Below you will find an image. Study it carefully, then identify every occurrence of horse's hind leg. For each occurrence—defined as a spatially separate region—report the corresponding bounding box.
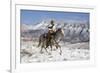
[49,42,52,51]
[40,47,43,54]
[40,42,44,54]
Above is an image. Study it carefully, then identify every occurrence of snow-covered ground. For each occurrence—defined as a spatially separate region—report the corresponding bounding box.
[20,20,90,63]
[20,40,89,63]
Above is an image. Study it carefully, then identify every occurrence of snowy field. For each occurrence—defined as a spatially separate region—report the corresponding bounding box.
[20,40,89,63]
[20,20,90,63]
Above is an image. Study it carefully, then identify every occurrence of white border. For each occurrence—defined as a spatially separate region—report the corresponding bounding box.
[11,3,96,73]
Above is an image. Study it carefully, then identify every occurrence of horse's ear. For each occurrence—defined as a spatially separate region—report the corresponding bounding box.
[61,23,66,29]
[61,28,64,37]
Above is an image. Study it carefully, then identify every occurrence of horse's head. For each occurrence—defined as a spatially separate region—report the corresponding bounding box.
[57,28,64,37]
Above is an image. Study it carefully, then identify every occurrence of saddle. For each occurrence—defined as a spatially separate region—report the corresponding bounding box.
[46,30,55,44]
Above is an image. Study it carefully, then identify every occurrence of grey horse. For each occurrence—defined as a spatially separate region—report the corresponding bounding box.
[38,28,64,55]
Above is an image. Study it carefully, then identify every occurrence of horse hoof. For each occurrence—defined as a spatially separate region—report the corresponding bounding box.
[28,54,32,57]
[60,53,62,55]
[53,49,57,51]
[40,51,43,54]
[48,53,51,55]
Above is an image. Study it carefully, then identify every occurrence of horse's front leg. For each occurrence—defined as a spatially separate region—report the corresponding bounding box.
[45,46,48,53]
[40,45,44,54]
[55,43,62,55]
[45,43,52,55]
[50,44,52,51]
[45,47,51,55]
[49,40,53,51]
[59,46,62,55]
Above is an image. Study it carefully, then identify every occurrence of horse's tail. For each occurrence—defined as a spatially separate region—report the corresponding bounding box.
[37,35,42,47]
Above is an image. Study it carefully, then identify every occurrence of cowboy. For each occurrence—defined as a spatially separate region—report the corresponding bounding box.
[48,20,56,34]
[46,20,56,47]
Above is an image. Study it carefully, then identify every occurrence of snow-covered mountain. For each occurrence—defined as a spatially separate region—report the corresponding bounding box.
[21,21,49,31]
[21,24,35,32]
[21,20,89,30]
[21,20,89,43]
[32,21,49,30]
